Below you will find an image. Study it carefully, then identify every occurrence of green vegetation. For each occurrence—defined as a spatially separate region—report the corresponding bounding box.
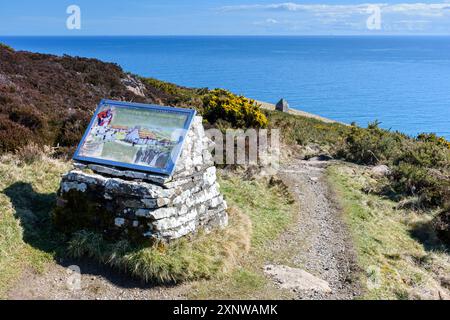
[102,141,136,163]
[67,206,251,283]
[65,174,296,291]
[269,109,449,228]
[327,164,449,300]
[266,109,350,147]
[203,89,268,129]
[337,122,450,209]
[0,151,70,299]
[188,175,297,299]
[1,43,449,299]
[141,77,207,109]
[0,150,296,296]
[0,43,13,51]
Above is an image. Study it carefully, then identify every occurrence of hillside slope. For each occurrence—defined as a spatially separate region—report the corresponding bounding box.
[0,44,200,155]
[0,44,449,300]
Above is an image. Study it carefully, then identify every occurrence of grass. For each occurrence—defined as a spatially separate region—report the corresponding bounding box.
[66,206,252,283]
[0,152,70,299]
[266,110,350,148]
[0,151,296,297]
[65,173,297,291]
[327,163,450,300]
[187,175,298,299]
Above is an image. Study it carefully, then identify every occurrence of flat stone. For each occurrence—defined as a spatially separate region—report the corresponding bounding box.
[64,170,108,186]
[138,207,178,220]
[123,197,169,209]
[264,264,332,293]
[105,178,172,198]
[153,209,198,230]
[88,164,171,185]
[158,220,197,239]
[73,162,88,170]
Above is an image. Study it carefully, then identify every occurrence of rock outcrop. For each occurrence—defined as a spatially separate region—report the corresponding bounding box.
[54,116,228,242]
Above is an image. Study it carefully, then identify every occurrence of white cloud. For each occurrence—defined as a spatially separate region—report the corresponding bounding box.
[220,2,450,17]
[220,2,450,34]
[266,18,279,24]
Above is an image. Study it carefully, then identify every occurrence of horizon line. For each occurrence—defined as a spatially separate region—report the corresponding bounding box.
[2,34,450,37]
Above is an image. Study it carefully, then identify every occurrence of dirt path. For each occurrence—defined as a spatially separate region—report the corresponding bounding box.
[8,157,360,300]
[273,157,361,300]
[8,258,191,300]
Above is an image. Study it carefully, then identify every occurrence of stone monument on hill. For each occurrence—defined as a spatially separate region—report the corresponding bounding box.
[54,102,228,243]
[275,99,289,113]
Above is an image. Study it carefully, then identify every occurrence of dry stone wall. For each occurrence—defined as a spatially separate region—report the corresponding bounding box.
[55,116,228,242]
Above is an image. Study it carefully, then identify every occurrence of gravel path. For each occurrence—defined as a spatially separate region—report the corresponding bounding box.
[8,157,361,300]
[275,157,361,300]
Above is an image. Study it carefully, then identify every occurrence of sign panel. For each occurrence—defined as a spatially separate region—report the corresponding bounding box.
[73,100,196,176]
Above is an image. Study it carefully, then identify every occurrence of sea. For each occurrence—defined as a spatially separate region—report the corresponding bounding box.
[1,36,449,138]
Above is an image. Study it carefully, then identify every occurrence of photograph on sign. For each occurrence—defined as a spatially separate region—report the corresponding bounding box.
[73,100,196,175]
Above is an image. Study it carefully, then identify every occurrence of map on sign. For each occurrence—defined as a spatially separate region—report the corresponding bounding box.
[73,100,196,176]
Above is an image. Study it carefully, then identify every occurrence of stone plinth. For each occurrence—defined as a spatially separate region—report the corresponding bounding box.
[54,116,228,242]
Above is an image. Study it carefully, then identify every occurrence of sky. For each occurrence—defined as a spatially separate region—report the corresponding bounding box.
[1,1,450,35]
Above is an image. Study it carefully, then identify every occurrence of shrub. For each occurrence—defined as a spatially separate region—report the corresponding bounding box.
[335,121,450,208]
[417,133,450,150]
[390,163,449,207]
[395,139,450,168]
[203,89,268,129]
[8,106,45,131]
[338,121,403,165]
[0,116,35,153]
[15,143,50,165]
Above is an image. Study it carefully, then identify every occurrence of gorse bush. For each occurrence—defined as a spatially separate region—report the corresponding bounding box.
[203,89,268,128]
[333,121,450,208]
[390,163,450,207]
[417,133,450,150]
[337,121,404,165]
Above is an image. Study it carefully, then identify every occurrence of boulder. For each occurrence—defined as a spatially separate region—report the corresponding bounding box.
[371,165,391,177]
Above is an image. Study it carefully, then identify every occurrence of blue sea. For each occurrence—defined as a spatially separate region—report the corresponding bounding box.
[1,36,449,138]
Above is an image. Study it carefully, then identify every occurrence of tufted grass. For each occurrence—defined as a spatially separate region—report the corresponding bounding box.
[0,150,295,297]
[66,207,252,283]
[327,164,450,300]
[0,152,70,299]
[187,174,297,299]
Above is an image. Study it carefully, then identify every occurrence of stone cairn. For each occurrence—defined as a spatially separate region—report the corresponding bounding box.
[54,116,228,243]
[275,98,289,113]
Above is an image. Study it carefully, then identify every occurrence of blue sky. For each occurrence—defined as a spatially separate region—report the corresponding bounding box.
[1,1,450,35]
